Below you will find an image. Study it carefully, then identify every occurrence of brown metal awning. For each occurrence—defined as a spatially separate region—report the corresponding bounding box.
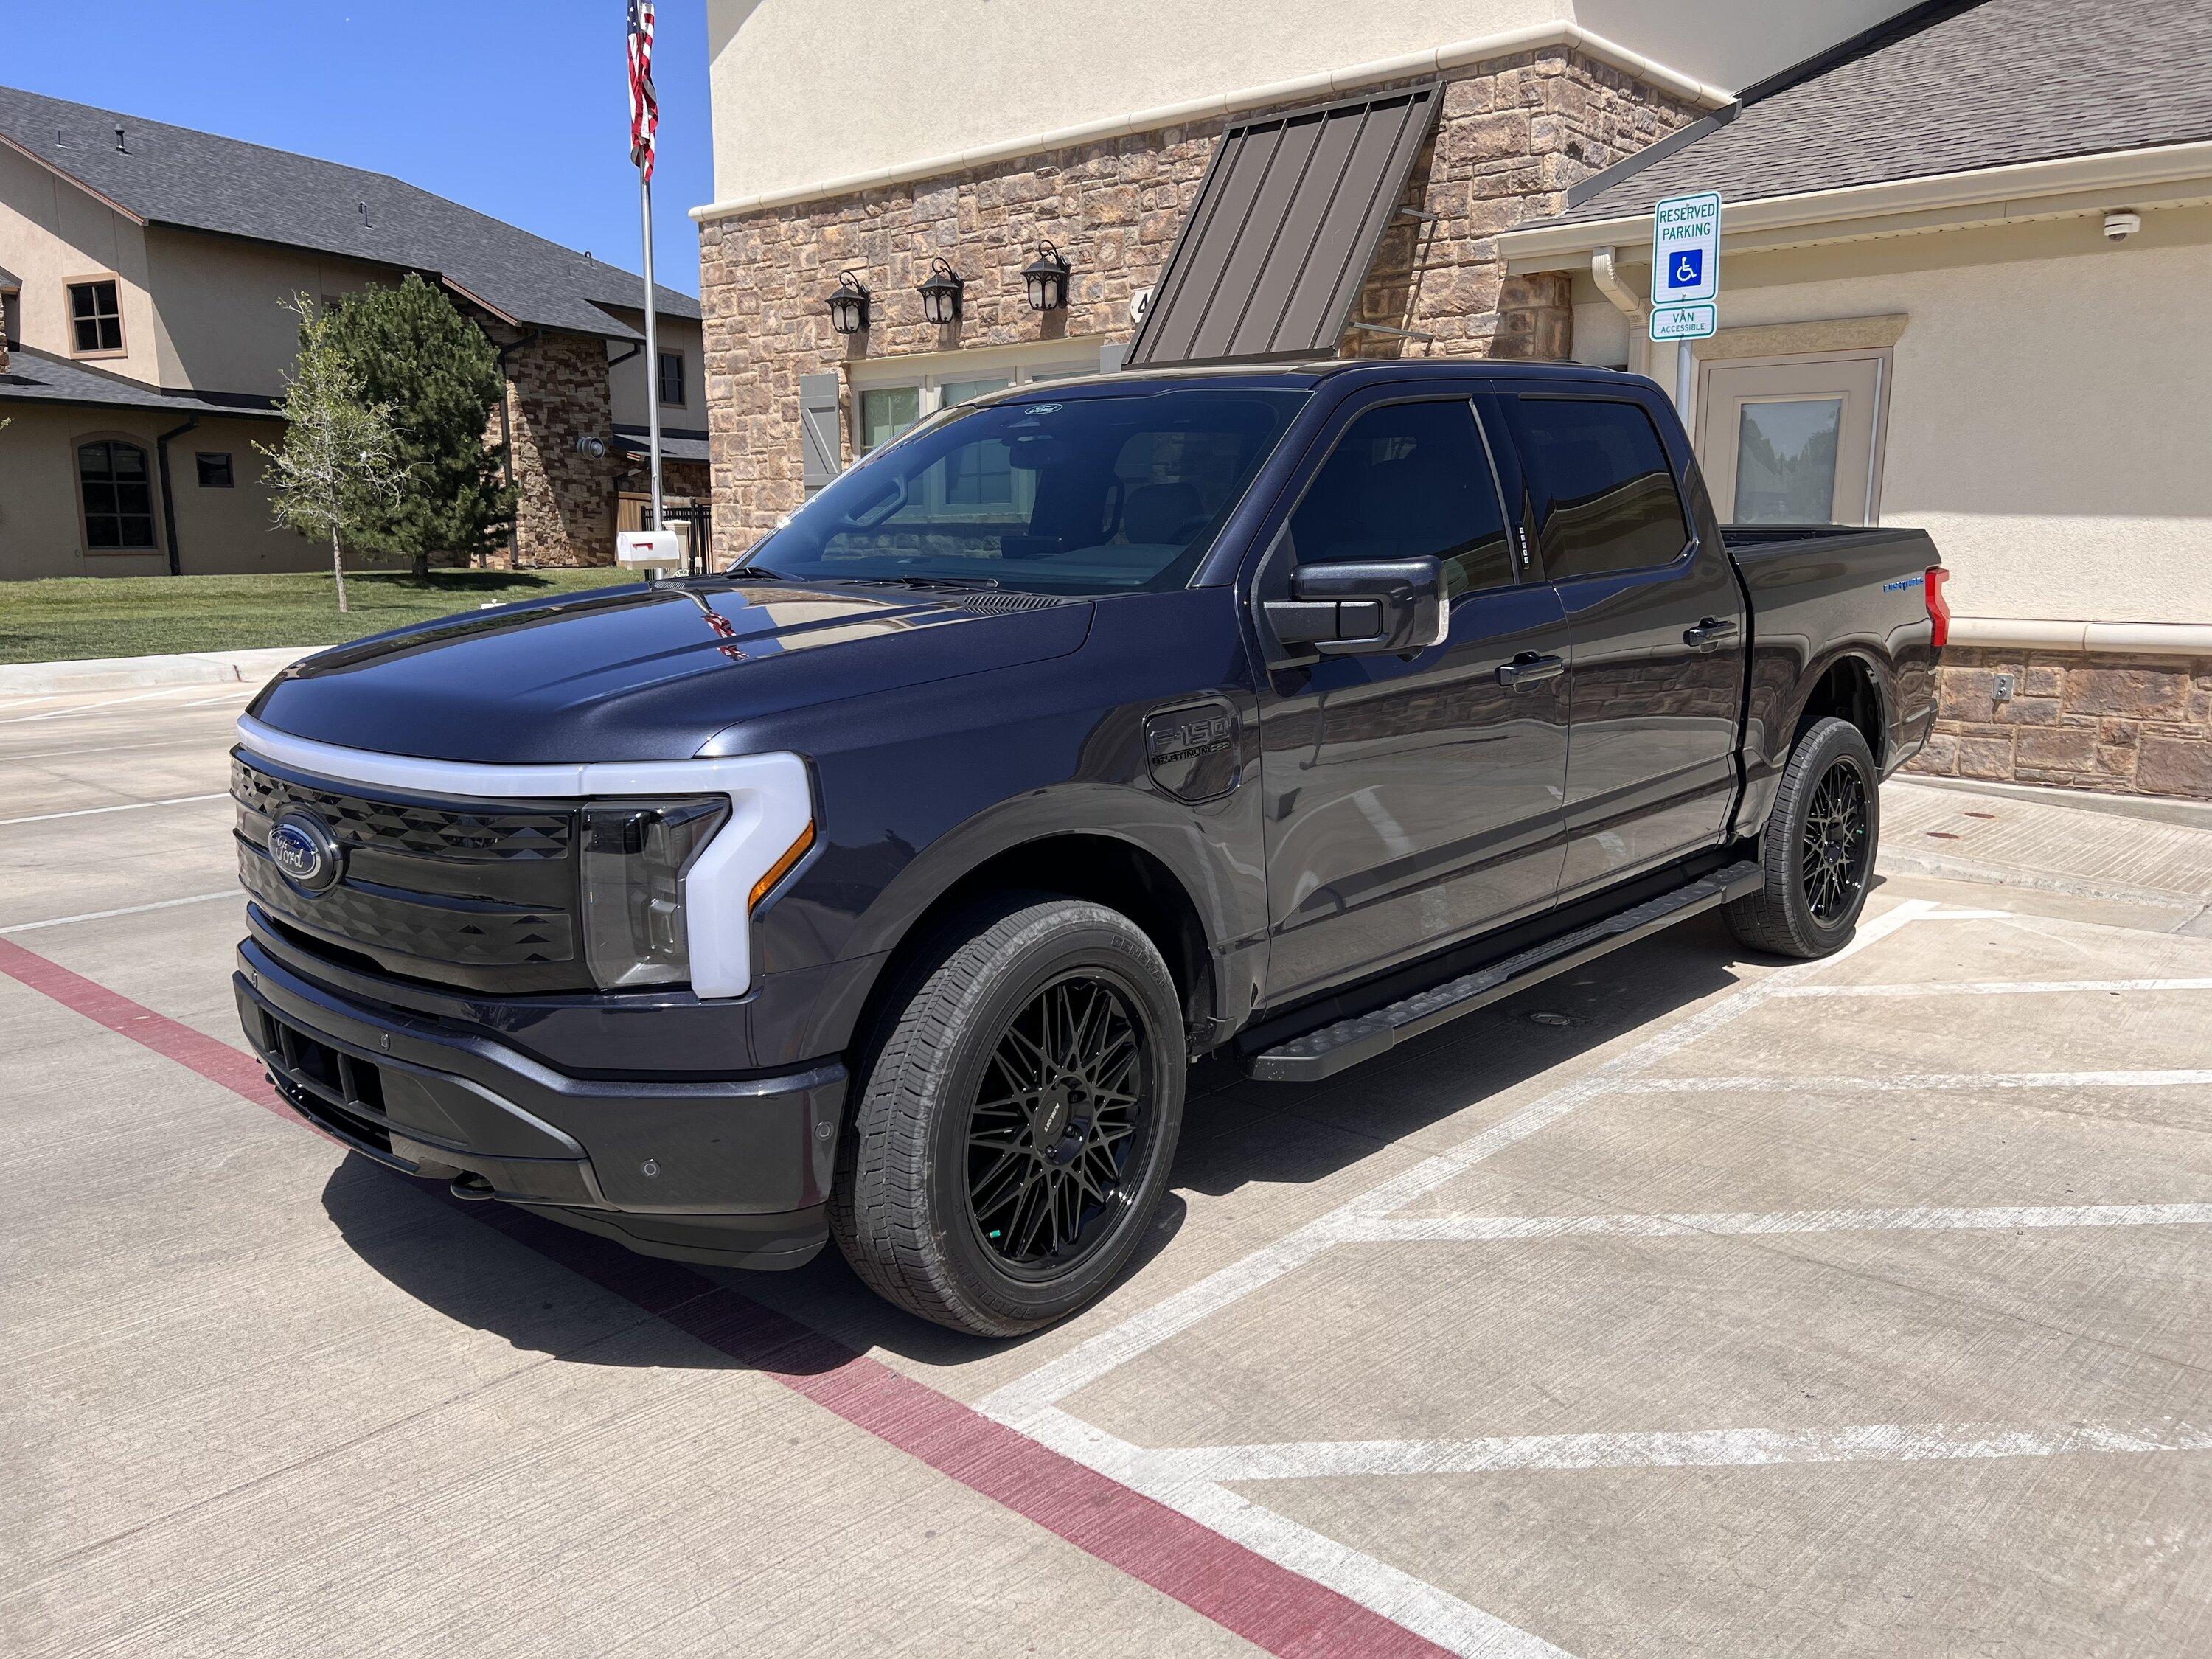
[1126,83,1441,369]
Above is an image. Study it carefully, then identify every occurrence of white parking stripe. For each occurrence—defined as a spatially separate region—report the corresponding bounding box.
[0,793,226,827]
[1779,978,2212,998]
[0,891,236,935]
[983,900,1937,1433]
[2,686,198,723]
[1631,1069,2212,1094]
[1122,1420,2212,1485]
[1348,1202,2212,1245]
[1021,1408,1574,1658]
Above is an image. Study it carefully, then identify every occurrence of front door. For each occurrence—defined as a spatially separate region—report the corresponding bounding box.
[1255,392,1570,1006]
[1498,389,1747,903]
[1697,353,1887,526]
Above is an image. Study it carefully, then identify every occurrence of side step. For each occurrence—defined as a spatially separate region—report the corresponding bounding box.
[1246,860,1764,1082]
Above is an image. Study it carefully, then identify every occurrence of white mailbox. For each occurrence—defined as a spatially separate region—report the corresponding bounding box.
[616,529,684,575]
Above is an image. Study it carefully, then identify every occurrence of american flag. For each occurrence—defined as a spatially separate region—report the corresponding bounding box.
[627,0,658,181]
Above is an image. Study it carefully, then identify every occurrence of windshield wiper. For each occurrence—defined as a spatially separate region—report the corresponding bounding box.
[840,573,1003,591]
[722,565,789,581]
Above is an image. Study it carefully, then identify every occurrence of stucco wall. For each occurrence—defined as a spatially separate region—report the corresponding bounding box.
[0,145,160,386]
[141,227,385,396]
[1586,208,2212,627]
[605,313,706,433]
[704,0,1911,206]
[0,406,324,579]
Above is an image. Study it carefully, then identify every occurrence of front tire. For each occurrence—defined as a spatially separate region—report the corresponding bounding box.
[1727,715,1879,959]
[831,896,1186,1336]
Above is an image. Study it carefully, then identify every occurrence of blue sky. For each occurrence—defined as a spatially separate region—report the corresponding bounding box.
[7,0,712,295]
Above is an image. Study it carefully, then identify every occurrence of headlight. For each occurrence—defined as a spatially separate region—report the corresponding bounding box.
[581,797,729,988]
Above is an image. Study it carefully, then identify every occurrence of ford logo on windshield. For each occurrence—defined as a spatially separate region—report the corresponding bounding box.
[268,810,342,894]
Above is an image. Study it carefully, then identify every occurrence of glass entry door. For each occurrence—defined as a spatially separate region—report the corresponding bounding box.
[1696,353,1886,526]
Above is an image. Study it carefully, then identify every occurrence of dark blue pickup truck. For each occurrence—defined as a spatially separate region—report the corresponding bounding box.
[231,359,1945,1335]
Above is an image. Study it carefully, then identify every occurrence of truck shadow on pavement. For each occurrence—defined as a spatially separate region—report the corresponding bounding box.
[320,911,1752,1373]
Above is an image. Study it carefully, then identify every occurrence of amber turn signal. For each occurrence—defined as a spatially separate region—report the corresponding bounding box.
[748,820,816,912]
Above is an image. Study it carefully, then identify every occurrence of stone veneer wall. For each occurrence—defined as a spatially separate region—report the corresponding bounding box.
[1907,648,2212,799]
[502,330,618,566]
[697,49,1697,559]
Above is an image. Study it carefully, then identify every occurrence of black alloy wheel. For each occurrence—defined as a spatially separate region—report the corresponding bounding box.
[1799,758,1871,923]
[1725,715,1881,959]
[966,975,1152,1273]
[831,895,1186,1336]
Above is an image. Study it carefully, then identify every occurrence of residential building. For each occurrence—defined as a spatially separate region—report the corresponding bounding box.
[0,85,706,579]
[695,0,2211,798]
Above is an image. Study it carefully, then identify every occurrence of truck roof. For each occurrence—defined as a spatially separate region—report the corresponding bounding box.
[967,357,1640,403]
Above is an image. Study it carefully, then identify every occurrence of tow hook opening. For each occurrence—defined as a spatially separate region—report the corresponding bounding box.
[448,1172,496,1202]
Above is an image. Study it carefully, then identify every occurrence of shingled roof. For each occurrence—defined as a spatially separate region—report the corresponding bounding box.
[0,84,699,339]
[0,345,285,417]
[1545,0,2212,229]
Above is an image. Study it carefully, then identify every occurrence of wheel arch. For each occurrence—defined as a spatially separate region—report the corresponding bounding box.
[1792,650,1888,768]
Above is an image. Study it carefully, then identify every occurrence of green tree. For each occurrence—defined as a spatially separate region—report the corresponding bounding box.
[323,273,514,578]
[258,294,407,613]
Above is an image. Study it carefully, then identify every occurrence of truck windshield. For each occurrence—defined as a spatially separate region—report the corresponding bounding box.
[739,389,1307,595]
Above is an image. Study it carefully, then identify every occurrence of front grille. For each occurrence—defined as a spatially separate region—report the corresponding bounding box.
[238,846,574,968]
[252,1006,393,1152]
[232,750,587,993]
[232,757,570,861]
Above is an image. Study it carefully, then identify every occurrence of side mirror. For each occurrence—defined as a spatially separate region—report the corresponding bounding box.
[1265,557,1449,656]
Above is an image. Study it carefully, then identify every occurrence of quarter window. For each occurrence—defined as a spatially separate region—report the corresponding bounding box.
[68,279,124,355]
[656,350,686,406]
[196,451,234,488]
[1513,397,1691,580]
[1289,400,1514,598]
[78,441,157,549]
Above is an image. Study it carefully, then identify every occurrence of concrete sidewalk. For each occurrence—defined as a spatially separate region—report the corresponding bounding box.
[0,647,313,696]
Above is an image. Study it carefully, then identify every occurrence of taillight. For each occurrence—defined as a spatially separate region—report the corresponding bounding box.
[1924,566,1950,649]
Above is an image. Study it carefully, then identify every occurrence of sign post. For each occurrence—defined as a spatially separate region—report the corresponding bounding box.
[1649,189,1721,417]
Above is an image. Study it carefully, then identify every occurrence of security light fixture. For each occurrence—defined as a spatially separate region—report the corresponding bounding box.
[1021,242,1071,313]
[917,258,965,326]
[826,270,871,335]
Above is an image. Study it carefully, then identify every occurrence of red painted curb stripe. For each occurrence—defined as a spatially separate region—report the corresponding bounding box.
[2,938,1455,1659]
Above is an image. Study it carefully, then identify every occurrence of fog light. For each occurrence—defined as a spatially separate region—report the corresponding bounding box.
[581,797,729,988]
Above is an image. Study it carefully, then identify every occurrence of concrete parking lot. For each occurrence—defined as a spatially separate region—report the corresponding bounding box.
[5,682,2211,1658]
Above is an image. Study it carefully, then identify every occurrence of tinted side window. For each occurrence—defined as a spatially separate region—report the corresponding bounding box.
[1290,400,1513,598]
[1515,397,1691,580]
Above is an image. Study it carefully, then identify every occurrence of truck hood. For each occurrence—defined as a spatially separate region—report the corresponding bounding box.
[246,578,1094,764]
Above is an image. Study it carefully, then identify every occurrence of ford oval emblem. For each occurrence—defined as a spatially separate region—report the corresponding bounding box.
[1023,403,1062,415]
[268,810,342,894]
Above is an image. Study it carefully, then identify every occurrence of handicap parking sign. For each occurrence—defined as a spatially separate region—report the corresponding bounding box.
[1651,191,1721,306]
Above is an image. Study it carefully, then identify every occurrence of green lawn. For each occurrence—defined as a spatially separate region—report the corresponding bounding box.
[0,568,641,664]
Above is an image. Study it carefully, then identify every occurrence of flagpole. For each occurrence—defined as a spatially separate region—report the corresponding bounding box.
[639,175,664,534]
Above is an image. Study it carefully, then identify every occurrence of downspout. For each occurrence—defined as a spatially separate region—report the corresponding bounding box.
[490,327,540,568]
[1588,247,1649,380]
[153,414,198,577]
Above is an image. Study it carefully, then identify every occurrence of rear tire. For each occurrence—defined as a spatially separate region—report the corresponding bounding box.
[831,896,1186,1337]
[1727,715,1879,959]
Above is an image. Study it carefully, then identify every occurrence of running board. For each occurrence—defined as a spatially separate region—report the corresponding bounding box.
[1245,860,1764,1082]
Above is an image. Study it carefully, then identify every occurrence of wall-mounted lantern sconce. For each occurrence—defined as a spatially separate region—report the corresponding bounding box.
[1022,242,1072,313]
[826,271,871,335]
[917,257,966,325]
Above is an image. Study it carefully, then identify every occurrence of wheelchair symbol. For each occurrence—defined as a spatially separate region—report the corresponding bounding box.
[1669,249,1704,288]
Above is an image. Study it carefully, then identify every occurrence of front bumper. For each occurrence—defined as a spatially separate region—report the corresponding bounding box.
[235,938,844,1270]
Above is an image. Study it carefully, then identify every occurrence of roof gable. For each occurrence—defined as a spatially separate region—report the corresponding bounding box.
[0,84,700,338]
[1545,0,2212,228]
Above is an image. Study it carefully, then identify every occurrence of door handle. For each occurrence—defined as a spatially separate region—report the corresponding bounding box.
[1495,652,1565,689]
[1683,617,1740,652]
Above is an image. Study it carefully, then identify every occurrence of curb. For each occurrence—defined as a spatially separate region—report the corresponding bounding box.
[0,646,314,696]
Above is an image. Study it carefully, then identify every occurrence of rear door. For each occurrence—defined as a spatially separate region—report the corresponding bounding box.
[1252,387,1570,1005]
[1498,388,1746,902]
